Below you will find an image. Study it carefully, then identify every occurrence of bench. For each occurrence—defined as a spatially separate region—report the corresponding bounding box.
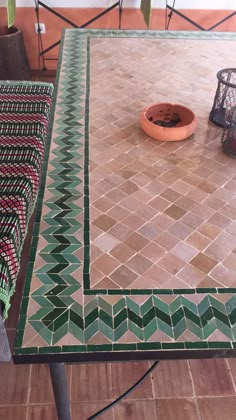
[0,81,54,361]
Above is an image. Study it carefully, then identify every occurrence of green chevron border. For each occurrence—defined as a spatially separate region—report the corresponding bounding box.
[14,29,236,357]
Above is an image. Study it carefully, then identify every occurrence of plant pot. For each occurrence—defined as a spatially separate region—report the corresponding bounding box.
[0,26,31,81]
[140,103,197,142]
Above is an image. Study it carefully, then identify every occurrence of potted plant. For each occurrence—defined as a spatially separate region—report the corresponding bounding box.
[140,0,152,27]
[0,0,31,80]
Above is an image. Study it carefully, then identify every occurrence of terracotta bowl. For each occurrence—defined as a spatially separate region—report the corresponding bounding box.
[140,103,197,142]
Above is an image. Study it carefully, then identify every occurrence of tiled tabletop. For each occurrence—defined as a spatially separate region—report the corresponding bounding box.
[14,29,236,363]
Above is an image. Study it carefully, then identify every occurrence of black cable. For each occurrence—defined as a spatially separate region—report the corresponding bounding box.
[86,360,159,420]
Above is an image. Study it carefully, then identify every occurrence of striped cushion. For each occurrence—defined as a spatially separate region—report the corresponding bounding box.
[0,82,54,317]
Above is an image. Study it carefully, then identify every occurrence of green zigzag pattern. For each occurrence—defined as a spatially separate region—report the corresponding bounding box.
[28,293,236,345]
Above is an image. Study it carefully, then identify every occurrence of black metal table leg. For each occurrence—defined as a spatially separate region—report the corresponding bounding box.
[49,363,71,420]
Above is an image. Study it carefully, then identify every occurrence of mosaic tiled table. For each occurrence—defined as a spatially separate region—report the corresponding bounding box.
[14,29,236,419]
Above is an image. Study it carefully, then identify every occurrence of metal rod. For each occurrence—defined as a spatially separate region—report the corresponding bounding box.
[49,363,71,420]
[40,40,61,56]
[119,0,124,29]
[207,11,236,31]
[165,0,176,30]
[79,2,120,28]
[38,1,79,27]
[166,5,206,31]
[38,1,120,57]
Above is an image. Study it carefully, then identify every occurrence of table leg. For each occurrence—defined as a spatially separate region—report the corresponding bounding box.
[49,363,71,420]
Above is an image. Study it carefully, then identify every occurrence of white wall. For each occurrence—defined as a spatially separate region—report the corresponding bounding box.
[0,0,235,9]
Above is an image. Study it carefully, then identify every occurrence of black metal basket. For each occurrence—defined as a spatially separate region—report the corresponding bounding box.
[221,106,236,158]
[209,68,236,127]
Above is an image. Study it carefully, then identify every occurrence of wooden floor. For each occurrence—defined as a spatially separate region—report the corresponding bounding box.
[2,60,236,419]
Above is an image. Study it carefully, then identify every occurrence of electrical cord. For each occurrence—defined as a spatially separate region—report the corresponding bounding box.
[86,360,159,420]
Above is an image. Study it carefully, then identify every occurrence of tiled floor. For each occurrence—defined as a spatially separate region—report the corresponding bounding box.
[1,355,236,419]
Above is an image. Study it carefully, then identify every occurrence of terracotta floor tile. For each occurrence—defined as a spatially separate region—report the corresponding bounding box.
[190,252,217,274]
[189,359,235,396]
[156,398,199,420]
[29,364,71,404]
[110,264,138,288]
[27,405,57,420]
[169,221,193,240]
[113,400,157,420]
[175,196,196,211]
[71,402,114,420]
[93,254,121,276]
[164,204,186,220]
[126,253,153,275]
[110,243,136,263]
[160,187,181,203]
[172,242,198,262]
[197,397,236,420]
[227,358,236,387]
[141,242,166,263]
[186,231,211,251]
[177,264,205,287]
[158,253,186,275]
[0,361,30,404]
[152,361,194,398]
[124,232,149,252]
[92,214,117,232]
[0,406,27,420]
[138,222,162,241]
[197,222,221,240]
[111,362,153,400]
[210,263,235,287]
[155,231,179,250]
[71,363,113,402]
